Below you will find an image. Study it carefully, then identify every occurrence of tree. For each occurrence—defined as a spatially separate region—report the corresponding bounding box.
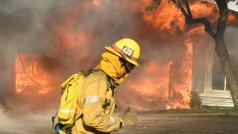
[146,0,238,107]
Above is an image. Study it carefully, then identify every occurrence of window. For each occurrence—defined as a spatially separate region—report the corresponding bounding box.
[212,54,230,91]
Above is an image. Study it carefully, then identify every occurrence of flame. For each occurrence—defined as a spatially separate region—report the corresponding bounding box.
[168,40,193,109]
[143,2,185,32]
[92,0,103,7]
[143,1,217,32]
[130,61,172,98]
[51,13,92,54]
[120,40,193,110]
[12,0,237,111]
[228,12,238,26]
[49,1,96,65]
[15,53,55,95]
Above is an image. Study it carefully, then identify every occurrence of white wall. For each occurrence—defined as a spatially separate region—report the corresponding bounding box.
[202,0,238,13]
[228,0,238,13]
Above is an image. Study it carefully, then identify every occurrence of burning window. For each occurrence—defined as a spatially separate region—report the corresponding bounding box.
[212,54,230,91]
[15,53,56,95]
[212,27,238,91]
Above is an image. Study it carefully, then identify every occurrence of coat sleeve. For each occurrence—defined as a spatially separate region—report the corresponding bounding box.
[81,73,123,132]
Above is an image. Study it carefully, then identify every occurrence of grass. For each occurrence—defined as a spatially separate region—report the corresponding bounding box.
[138,106,238,115]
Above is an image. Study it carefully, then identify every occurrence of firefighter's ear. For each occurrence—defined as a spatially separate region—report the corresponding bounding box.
[119,57,127,64]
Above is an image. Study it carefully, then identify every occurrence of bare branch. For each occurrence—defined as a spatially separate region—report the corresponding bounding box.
[182,0,193,18]
[186,18,216,37]
[215,0,229,39]
[145,0,162,12]
[171,0,189,18]
[172,0,216,37]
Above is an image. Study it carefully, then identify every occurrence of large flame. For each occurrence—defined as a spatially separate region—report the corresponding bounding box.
[13,0,237,111]
[143,1,217,32]
[117,39,193,110]
[15,53,55,94]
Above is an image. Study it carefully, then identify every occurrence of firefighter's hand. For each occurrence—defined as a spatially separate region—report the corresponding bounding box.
[121,108,138,127]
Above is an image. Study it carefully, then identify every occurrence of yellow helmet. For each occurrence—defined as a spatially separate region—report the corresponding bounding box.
[105,38,141,66]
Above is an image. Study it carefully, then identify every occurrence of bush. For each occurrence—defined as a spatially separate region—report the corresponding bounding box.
[190,91,201,108]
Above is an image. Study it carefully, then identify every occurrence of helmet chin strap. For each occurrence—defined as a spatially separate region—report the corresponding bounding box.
[107,73,128,90]
[108,77,116,90]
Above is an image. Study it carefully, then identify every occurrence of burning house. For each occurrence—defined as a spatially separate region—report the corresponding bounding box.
[202,0,238,13]
[194,0,238,107]
[1,0,238,113]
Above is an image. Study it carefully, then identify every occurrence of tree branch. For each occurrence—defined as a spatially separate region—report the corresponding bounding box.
[172,0,216,38]
[182,0,193,18]
[171,0,189,18]
[186,18,216,38]
[215,0,229,39]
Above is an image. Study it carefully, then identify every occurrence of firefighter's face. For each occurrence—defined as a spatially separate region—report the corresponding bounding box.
[119,57,135,73]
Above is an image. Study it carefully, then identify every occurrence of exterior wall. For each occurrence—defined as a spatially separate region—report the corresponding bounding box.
[228,0,238,13]
[192,40,213,94]
[192,39,234,107]
[199,90,234,107]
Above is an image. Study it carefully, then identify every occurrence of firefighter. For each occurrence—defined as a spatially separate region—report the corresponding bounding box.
[71,38,141,134]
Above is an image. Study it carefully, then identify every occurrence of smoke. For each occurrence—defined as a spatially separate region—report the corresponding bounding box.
[0,0,57,103]
[225,26,238,77]
[0,0,149,110]
[0,1,237,133]
[0,0,237,133]
[0,106,51,134]
[0,0,213,111]
[0,1,148,133]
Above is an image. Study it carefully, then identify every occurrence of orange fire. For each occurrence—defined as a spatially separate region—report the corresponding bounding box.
[119,40,193,110]
[143,1,217,32]
[131,60,172,98]
[13,0,237,111]
[143,2,185,32]
[168,40,193,109]
[15,53,55,95]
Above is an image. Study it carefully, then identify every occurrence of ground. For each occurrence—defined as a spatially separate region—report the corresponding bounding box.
[113,113,238,134]
[1,111,238,134]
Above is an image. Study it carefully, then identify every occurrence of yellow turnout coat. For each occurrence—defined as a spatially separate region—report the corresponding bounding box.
[71,70,123,134]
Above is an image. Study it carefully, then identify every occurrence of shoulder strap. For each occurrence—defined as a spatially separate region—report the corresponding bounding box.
[85,68,116,90]
[108,77,116,90]
[82,69,101,76]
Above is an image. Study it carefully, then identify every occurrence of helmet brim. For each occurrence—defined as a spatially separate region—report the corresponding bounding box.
[105,46,139,66]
